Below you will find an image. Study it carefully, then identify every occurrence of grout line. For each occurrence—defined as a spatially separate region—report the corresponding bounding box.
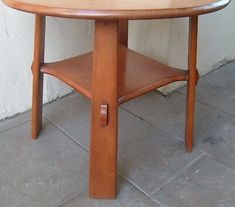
[43,116,89,152]
[120,106,186,144]
[198,148,235,172]
[58,189,88,207]
[127,92,235,172]
[149,148,235,207]
[153,89,168,97]
[118,171,151,197]
[120,106,156,127]
[175,84,235,119]
[196,97,235,119]
[175,89,186,96]
[122,89,235,155]
[149,152,206,197]
[0,120,31,134]
[151,199,163,207]
[0,109,31,122]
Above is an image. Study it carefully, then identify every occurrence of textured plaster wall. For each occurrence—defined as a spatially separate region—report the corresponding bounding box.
[0,2,93,120]
[160,0,235,94]
[0,1,235,120]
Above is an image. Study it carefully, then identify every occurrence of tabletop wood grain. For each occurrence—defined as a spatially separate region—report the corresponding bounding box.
[2,0,230,19]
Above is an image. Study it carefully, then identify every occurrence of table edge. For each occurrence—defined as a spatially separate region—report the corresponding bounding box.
[2,0,231,20]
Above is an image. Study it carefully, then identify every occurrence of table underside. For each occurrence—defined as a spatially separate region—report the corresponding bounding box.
[41,45,188,104]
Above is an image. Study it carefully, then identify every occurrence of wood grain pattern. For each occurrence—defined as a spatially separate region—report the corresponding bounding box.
[185,16,199,152]
[89,20,118,198]
[42,52,93,100]
[41,46,188,104]
[31,14,45,139]
[2,0,230,19]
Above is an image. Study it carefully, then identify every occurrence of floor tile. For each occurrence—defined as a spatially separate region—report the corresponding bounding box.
[0,119,88,207]
[62,176,160,207]
[0,110,30,133]
[43,92,202,196]
[194,107,235,169]
[118,110,202,196]
[151,156,235,207]
[122,91,211,141]
[177,61,235,116]
[43,93,90,149]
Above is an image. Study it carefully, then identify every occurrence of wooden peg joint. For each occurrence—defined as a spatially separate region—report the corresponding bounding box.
[31,62,43,74]
[31,62,35,73]
[186,69,199,84]
[100,104,108,126]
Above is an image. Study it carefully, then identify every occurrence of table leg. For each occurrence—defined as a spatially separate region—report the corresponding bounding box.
[89,20,119,199]
[31,15,45,139]
[118,20,128,46]
[185,16,199,152]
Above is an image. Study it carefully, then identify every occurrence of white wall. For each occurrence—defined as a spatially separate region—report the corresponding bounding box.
[160,0,235,94]
[0,2,93,120]
[0,1,235,120]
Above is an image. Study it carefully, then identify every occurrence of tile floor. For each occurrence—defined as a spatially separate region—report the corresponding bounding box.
[0,61,235,207]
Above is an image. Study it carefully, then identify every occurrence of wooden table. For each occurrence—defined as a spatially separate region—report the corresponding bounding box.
[2,0,230,199]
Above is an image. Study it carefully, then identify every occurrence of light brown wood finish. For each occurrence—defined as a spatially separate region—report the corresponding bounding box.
[185,16,199,152]
[31,14,45,139]
[2,0,230,20]
[41,46,188,104]
[89,20,119,199]
[2,0,231,200]
[42,53,93,100]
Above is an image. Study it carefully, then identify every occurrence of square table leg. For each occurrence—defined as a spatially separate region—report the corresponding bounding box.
[89,20,119,199]
[185,16,199,152]
[31,15,45,139]
[118,20,128,46]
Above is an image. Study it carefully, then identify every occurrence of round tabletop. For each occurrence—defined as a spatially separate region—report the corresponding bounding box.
[2,0,230,20]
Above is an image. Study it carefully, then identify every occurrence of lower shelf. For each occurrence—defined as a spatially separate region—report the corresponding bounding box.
[41,45,188,104]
